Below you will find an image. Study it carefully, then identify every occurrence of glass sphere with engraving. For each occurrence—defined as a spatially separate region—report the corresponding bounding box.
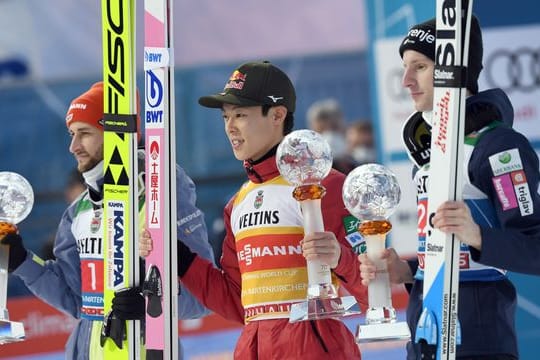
[276,129,332,186]
[0,172,34,224]
[342,163,400,222]
[276,130,358,322]
[342,164,410,342]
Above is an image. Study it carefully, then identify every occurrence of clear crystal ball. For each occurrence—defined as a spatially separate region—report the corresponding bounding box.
[276,129,332,186]
[342,164,400,221]
[0,172,34,224]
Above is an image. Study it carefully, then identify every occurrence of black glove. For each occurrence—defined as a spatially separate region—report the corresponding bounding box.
[111,287,145,321]
[143,265,163,318]
[100,310,125,349]
[177,240,195,277]
[0,233,27,272]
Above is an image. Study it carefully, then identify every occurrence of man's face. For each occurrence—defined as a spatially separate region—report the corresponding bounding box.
[68,122,104,173]
[401,50,435,112]
[221,104,285,162]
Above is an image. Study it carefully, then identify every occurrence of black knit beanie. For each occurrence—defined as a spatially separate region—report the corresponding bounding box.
[399,15,483,94]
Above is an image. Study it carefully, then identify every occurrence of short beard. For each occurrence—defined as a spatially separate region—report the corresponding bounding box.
[78,154,102,173]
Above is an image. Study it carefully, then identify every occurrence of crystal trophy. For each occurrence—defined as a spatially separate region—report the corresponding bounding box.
[0,172,34,344]
[342,164,410,342]
[277,129,358,322]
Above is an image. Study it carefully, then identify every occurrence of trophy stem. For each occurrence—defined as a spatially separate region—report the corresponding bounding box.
[364,233,394,323]
[289,193,358,322]
[356,220,410,343]
[0,244,8,314]
[300,199,337,297]
[0,226,25,344]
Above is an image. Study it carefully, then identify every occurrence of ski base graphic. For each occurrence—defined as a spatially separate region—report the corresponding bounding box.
[415,0,473,359]
[143,0,178,358]
[101,0,140,358]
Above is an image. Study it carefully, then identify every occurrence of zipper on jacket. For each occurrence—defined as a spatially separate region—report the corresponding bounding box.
[245,162,263,183]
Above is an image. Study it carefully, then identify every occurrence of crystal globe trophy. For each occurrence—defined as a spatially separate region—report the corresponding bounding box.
[277,129,358,322]
[342,164,410,342]
[0,172,34,344]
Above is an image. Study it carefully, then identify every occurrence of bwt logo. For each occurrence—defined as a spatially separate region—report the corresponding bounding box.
[113,209,125,287]
[145,70,164,124]
[144,51,162,63]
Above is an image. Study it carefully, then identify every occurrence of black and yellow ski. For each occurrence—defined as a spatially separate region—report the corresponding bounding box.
[101,0,140,358]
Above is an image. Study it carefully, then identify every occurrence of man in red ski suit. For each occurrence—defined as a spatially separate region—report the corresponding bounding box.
[141,60,368,359]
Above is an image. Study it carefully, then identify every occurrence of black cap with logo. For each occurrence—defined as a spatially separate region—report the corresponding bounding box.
[198,61,296,113]
[399,15,483,94]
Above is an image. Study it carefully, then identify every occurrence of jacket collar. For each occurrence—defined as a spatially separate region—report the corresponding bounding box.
[243,144,280,183]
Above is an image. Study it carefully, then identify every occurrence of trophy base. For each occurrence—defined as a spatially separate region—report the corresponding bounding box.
[356,321,410,343]
[289,296,359,323]
[0,319,25,345]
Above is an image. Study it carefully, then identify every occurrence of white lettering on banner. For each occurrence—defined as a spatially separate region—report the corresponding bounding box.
[237,244,302,266]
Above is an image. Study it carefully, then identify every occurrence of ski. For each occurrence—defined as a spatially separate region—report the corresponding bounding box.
[142,0,178,358]
[101,0,140,358]
[415,1,473,359]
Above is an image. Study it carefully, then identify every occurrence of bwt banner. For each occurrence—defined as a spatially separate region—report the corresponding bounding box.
[365,0,540,256]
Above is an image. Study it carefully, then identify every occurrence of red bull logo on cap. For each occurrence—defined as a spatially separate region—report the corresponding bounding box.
[225,70,247,90]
